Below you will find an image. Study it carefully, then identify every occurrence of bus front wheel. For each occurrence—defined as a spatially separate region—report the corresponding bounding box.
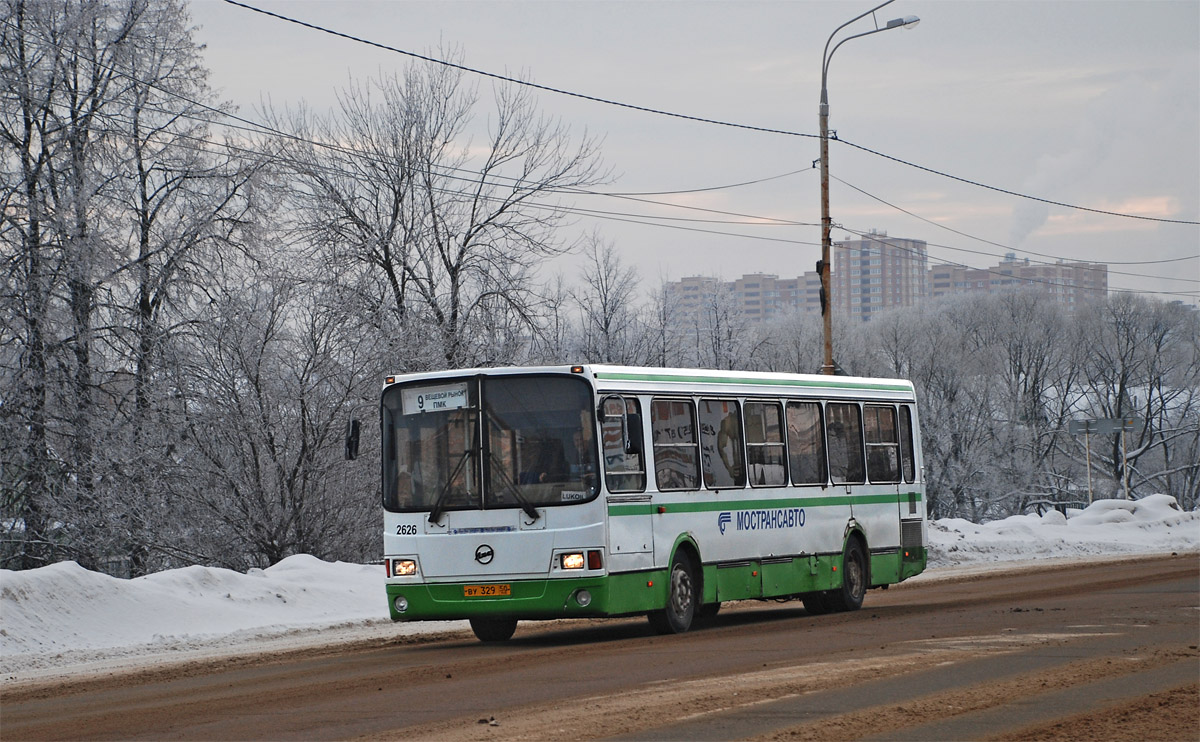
[649,551,698,634]
[469,616,517,642]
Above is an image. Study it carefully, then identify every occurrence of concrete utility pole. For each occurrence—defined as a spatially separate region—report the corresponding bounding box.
[819,1,918,374]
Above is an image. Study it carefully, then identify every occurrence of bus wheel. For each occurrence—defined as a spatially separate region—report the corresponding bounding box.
[649,551,698,634]
[829,538,867,612]
[469,617,517,642]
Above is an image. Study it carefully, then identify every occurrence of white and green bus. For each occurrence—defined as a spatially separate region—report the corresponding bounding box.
[350,364,927,642]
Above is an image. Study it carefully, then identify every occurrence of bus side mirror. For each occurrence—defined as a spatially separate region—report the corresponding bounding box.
[345,418,361,461]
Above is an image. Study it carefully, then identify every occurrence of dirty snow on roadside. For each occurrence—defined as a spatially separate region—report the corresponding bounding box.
[2,496,1196,681]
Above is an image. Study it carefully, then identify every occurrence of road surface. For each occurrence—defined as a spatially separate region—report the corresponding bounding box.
[3,554,1197,741]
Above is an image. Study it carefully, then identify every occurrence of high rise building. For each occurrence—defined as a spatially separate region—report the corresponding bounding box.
[831,231,928,322]
[660,238,1109,326]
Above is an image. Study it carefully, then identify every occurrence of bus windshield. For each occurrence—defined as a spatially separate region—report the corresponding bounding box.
[382,375,599,513]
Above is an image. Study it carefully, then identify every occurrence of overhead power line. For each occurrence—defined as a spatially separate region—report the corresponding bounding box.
[222,0,1200,227]
[219,0,806,139]
[830,175,1200,285]
[6,13,1193,297]
[830,175,1199,267]
[835,138,1200,227]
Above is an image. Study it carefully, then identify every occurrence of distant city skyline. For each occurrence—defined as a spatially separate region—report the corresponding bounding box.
[665,231,1109,324]
[189,0,1199,304]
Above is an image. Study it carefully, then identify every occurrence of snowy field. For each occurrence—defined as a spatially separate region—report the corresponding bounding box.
[2,495,1196,683]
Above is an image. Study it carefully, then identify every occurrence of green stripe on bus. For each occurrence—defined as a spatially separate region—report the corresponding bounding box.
[592,371,911,393]
[608,492,922,516]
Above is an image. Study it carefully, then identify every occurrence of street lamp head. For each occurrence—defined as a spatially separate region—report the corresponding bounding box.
[886,15,921,30]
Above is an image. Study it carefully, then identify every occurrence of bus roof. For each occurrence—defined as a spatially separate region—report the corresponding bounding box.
[383,364,916,401]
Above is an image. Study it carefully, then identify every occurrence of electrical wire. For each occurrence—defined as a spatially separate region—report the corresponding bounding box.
[219,0,808,140]
[220,0,1200,227]
[835,137,1200,226]
[829,176,1200,285]
[6,13,1193,296]
[830,175,1199,267]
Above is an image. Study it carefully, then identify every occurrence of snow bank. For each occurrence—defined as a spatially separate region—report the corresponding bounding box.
[2,497,1197,680]
[929,494,1199,567]
[1,555,382,660]
[0,555,464,678]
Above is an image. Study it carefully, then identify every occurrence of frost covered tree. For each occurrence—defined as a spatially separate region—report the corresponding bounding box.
[574,235,646,364]
[178,266,379,569]
[268,54,604,371]
[1075,295,1200,506]
[1,0,253,572]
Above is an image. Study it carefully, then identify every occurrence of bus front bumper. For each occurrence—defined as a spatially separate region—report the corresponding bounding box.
[385,571,667,621]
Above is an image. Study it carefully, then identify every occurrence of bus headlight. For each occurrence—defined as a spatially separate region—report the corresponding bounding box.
[560,553,585,570]
[393,595,409,613]
[390,559,417,577]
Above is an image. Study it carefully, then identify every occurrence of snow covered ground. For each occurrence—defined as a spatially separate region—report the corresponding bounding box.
[2,495,1196,683]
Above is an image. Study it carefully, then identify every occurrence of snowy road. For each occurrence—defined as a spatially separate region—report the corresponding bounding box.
[2,554,1196,741]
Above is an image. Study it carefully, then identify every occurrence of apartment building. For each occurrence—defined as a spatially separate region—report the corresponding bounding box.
[831,231,928,322]
[662,238,1109,325]
[928,252,1108,310]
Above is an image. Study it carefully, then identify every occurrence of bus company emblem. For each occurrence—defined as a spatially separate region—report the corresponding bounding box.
[718,512,732,535]
[474,544,495,565]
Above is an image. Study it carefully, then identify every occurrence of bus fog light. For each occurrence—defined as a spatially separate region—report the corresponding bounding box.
[561,553,585,570]
[575,590,592,607]
[393,595,409,613]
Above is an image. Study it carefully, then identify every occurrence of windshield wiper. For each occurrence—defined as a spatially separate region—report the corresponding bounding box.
[427,449,472,526]
[488,450,541,522]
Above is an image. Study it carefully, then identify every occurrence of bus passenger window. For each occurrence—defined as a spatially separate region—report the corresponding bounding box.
[899,405,916,484]
[651,399,700,491]
[864,405,900,483]
[745,402,786,487]
[786,401,827,485]
[826,403,865,484]
[699,399,745,489]
[602,397,645,492]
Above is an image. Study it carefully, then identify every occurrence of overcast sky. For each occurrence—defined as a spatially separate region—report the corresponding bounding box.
[187,0,1199,303]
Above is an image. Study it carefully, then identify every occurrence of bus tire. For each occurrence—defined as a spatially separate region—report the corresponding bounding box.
[648,550,698,634]
[829,537,867,612]
[469,616,517,642]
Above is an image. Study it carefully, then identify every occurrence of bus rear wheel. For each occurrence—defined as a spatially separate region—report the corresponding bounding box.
[828,537,867,612]
[469,616,517,642]
[649,551,698,634]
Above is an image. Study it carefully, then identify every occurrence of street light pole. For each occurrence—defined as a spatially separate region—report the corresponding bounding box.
[819,1,919,375]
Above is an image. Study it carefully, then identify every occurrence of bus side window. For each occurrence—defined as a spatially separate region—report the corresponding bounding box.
[651,398,700,491]
[864,405,900,483]
[602,397,646,493]
[899,405,916,484]
[826,403,865,484]
[699,398,745,489]
[786,401,827,486]
[745,401,786,487]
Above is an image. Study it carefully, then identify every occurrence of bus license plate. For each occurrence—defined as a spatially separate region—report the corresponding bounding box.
[463,584,511,597]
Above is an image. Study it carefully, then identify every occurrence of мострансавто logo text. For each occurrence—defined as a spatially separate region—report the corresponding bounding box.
[718,508,805,534]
